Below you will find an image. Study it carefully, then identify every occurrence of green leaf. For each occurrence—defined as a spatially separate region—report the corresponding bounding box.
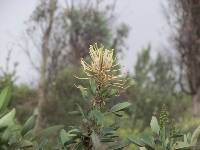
[108,142,129,150]
[140,135,155,149]
[21,114,37,136]
[23,130,34,140]
[150,116,160,135]
[19,140,33,148]
[1,128,11,142]
[109,89,118,97]
[0,87,11,113]
[112,111,125,117]
[36,125,64,140]
[60,129,78,146]
[191,125,200,145]
[3,124,21,143]
[76,104,86,120]
[128,137,144,147]
[102,89,118,99]
[77,85,89,101]
[170,133,184,139]
[89,79,96,95]
[102,127,116,136]
[60,129,71,145]
[89,110,104,125]
[100,137,115,143]
[0,109,16,128]
[68,128,81,135]
[110,102,131,113]
[68,111,81,116]
[173,141,193,149]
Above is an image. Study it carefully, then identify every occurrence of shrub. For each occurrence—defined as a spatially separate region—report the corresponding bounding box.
[0,87,63,149]
[59,43,132,149]
[129,105,200,150]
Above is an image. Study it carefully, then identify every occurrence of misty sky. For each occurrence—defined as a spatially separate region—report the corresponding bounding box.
[0,0,170,84]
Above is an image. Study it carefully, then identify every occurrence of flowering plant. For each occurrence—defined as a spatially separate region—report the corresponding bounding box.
[59,43,131,149]
[129,105,200,150]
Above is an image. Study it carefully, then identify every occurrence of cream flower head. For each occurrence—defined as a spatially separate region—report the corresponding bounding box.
[80,43,124,89]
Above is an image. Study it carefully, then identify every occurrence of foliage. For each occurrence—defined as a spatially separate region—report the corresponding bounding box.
[0,87,63,149]
[0,45,196,150]
[0,45,199,149]
[129,105,200,150]
[11,85,37,123]
[59,44,132,149]
[42,67,87,127]
[126,47,191,129]
[0,71,38,124]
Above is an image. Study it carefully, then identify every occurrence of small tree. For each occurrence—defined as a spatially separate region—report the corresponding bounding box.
[126,47,189,129]
[167,0,200,116]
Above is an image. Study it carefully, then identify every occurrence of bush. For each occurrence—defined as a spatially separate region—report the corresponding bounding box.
[129,105,200,150]
[58,43,132,149]
[0,87,63,149]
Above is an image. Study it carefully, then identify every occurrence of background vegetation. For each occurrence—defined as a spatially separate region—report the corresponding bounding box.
[1,0,200,149]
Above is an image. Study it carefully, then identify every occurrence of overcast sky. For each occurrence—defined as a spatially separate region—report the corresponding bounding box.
[0,0,170,84]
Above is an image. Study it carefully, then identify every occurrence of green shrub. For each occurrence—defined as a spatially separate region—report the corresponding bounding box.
[0,87,63,149]
[59,43,132,149]
[42,67,87,127]
[129,105,200,150]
